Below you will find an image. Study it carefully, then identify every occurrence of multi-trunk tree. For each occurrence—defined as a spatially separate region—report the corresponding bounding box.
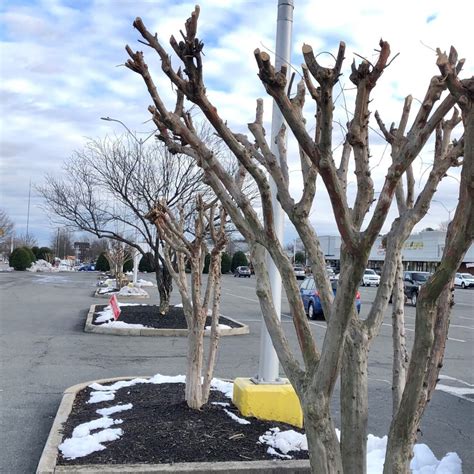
[124,6,472,473]
[146,196,229,409]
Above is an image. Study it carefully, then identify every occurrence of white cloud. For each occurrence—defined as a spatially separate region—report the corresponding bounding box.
[0,0,470,244]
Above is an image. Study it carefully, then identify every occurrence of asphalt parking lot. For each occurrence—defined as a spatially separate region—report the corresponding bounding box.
[0,271,472,473]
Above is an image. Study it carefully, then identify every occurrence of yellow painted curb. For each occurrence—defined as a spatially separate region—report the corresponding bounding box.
[232,378,303,428]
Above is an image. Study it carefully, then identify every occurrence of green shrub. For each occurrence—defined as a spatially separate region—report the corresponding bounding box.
[123,258,134,272]
[9,248,33,271]
[221,252,231,274]
[203,253,211,274]
[139,252,155,272]
[22,246,36,262]
[31,246,40,258]
[294,251,305,264]
[37,247,53,261]
[95,252,110,272]
[231,251,248,272]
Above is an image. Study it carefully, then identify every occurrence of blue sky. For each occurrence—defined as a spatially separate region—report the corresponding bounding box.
[0,0,471,246]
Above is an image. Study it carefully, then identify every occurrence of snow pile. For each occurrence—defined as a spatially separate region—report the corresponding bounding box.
[96,287,116,295]
[59,402,132,459]
[259,427,307,455]
[117,286,148,297]
[0,266,13,272]
[260,428,462,473]
[27,259,58,272]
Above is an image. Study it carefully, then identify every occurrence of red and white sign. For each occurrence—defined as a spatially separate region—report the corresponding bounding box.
[109,294,121,320]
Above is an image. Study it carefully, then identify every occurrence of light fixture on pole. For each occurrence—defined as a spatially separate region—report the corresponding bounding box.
[100,117,156,284]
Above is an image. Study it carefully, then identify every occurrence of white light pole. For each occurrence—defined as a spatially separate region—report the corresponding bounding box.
[101,117,156,284]
[257,0,294,383]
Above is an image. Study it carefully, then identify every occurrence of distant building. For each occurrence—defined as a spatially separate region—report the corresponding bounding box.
[318,230,474,274]
[74,242,91,263]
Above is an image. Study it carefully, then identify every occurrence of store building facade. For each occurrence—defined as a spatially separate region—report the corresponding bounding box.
[318,230,474,274]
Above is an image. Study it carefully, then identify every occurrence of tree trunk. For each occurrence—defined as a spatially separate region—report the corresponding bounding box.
[185,319,205,409]
[391,256,408,413]
[154,249,172,315]
[302,395,343,474]
[341,321,369,474]
[201,255,222,404]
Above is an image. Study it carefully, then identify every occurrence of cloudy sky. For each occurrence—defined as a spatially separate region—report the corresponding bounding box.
[0,0,471,246]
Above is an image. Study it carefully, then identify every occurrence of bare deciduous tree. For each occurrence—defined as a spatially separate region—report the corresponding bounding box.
[39,136,206,314]
[124,7,472,473]
[146,195,228,409]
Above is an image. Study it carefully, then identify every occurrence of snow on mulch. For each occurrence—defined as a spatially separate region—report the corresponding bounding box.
[58,374,463,472]
[95,303,147,328]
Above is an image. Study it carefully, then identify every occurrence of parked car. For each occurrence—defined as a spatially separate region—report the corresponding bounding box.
[300,276,361,319]
[234,266,251,278]
[361,269,380,287]
[78,263,96,271]
[293,265,306,280]
[454,273,474,288]
[389,279,420,306]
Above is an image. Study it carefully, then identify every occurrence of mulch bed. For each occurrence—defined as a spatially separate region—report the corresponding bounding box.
[92,305,242,329]
[57,381,308,465]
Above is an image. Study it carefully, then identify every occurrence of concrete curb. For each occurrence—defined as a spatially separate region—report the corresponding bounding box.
[37,376,310,473]
[84,305,250,337]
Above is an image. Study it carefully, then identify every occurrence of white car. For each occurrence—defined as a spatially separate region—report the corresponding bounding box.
[362,269,380,287]
[454,273,474,288]
[293,265,306,280]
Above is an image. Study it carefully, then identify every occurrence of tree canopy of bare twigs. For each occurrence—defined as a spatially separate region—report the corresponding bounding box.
[38,135,207,313]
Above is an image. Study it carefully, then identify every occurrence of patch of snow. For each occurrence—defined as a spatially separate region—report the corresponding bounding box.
[267,447,292,459]
[101,320,147,329]
[90,378,151,392]
[59,427,123,459]
[72,417,121,438]
[88,391,116,404]
[259,427,307,456]
[96,404,133,416]
[259,428,463,473]
[211,402,230,407]
[117,286,148,297]
[174,303,183,308]
[97,287,116,295]
[28,259,58,272]
[205,324,232,331]
[135,279,154,287]
[223,408,251,425]
[148,374,187,385]
[210,379,234,398]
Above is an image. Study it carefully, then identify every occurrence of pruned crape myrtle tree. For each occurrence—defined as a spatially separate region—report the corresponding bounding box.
[146,196,229,409]
[104,239,132,289]
[38,136,206,314]
[124,7,473,473]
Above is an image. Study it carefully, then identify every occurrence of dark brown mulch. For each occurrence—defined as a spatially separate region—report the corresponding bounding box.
[92,305,243,329]
[57,380,308,465]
